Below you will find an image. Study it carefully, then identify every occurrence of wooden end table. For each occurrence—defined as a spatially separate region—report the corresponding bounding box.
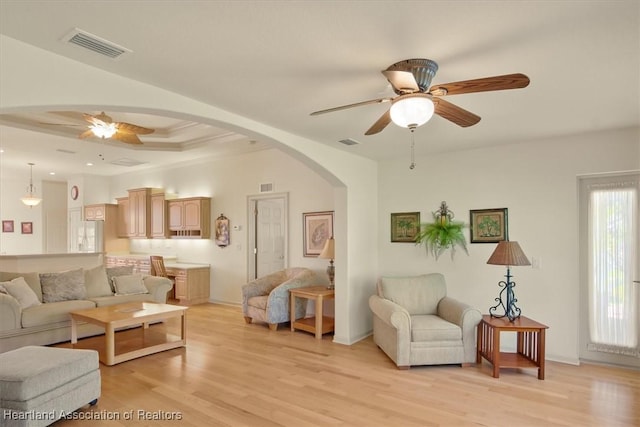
[476,314,549,379]
[290,286,335,339]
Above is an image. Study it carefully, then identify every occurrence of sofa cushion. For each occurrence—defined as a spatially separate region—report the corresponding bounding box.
[1,277,42,309]
[90,293,153,307]
[84,265,113,298]
[378,274,447,315]
[112,274,148,296]
[0,271,42,302]
[411,314,462,342]
[21,300,96,328]
[106,266,134,292]
[40,268,86,303]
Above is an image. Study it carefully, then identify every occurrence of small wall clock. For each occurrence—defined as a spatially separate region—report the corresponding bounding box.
[70,185,79,200]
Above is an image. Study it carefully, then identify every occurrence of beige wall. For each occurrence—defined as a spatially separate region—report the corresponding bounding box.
[377,126,640,364]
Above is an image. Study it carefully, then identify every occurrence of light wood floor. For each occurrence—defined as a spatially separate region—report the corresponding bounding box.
[53,303,639,427]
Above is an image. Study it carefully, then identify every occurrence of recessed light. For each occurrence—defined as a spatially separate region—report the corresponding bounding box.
[86,162,94,166]
[49,172,56,175]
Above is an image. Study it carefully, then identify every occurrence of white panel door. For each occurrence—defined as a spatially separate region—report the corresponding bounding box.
[256,198,285,278]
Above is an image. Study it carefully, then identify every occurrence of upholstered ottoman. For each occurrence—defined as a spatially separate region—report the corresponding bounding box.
[0,346,101,427]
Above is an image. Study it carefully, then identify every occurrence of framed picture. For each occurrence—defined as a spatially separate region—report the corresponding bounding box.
[469,208,508,243]
[21,222,33,235]
[2,220,14,233]
[390,212,420,243]
[303,211,334,257]
[215,214,230,247]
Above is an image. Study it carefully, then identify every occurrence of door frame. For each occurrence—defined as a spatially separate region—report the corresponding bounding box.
[578,171,640,368]
[246,192,289,281]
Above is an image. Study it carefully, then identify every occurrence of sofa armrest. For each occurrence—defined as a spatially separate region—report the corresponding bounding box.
[142,276,173,303]
[0,293,22,331]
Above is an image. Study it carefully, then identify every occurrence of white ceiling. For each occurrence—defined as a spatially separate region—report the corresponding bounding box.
[0,1,638,182]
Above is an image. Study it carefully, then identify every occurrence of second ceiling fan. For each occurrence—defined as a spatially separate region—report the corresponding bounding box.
[311,58,530,135]
[80,112,155,144]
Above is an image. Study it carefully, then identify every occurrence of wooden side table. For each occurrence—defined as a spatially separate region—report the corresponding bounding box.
[476,315,549,379]
[290,286,335,339]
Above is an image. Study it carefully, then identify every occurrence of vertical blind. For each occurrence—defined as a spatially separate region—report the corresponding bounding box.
[587,182,638,355]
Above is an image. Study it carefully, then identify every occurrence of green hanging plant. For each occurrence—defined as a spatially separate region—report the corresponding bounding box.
[415,201,469,260]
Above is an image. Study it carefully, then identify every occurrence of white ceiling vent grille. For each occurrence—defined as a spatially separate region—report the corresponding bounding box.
[62,28,132,59]
[110,158,146,167]
[339,138,360,146]
[259,183,274,193]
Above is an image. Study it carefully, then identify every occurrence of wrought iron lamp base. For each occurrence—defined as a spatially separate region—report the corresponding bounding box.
[489,267,521,322]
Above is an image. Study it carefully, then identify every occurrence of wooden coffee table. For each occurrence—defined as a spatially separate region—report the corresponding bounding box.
[70,302,187,366]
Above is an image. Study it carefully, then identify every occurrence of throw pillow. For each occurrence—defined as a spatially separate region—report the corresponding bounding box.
[106,266,134,293]
[84,265,113,298]
[39,268,87,303]
[1,277,42,308]
[112,274,149,296]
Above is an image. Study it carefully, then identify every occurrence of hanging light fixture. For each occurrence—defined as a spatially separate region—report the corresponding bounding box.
[89,121,117,138]
[389,93,435,129]
[20,163,42,207]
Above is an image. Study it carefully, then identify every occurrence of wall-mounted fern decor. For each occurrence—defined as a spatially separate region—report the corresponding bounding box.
[415,201,468,260]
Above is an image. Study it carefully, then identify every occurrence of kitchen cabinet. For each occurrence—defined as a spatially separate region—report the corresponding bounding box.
[150,193,168,238]
[115,197,129,238]
[168,197,211,238]
[165,265,211,305]
[128,188,151,238]
[84,204,129,253]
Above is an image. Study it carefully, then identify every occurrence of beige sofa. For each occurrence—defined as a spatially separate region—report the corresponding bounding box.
[369,273,481,369]
[0,265,173,353]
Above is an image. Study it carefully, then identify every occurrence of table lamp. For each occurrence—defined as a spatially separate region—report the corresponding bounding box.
[487,240,530,321]
[319,237,335,289]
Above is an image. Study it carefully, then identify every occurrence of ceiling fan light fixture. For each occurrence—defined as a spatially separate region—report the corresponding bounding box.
[90,122,117,138]
[389,94,434,129]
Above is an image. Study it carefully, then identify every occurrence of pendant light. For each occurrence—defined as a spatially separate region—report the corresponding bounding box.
[20,163,42,207]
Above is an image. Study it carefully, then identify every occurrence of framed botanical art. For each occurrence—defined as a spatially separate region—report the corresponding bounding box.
[469,208,508,243]
[303,211,334,257]
[2,220,14,233]
[21,222,33,235]
[390,212,420,243]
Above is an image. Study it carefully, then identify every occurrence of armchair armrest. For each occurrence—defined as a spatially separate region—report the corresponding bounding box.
[142,276,173,303]
[369,294,411,330]
[241,273,281,303]
[0,293,22,331]
[438,296,482,362]
[369,294,412,368]
[266,271,318,323]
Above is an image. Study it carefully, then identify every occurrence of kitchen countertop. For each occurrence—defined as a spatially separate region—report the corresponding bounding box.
[165,262,210,269]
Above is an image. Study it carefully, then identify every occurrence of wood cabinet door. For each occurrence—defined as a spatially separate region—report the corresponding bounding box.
[150,194,166,238]
[84,205,105,221]
[168,201,184,230]
[174,276,188,300]
[116,198,129,238]
[183,199,202,229]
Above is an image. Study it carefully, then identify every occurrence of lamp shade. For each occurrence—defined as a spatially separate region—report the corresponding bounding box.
[318,237,335,260]
[389,93,435,129]
[487,241,531,266]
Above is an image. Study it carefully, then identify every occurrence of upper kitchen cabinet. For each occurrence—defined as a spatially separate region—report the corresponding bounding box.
[83,203,129,253]
[150,192,169,238]
[115,197,129,238]
[127,188,163,238]
[168,197,211,239]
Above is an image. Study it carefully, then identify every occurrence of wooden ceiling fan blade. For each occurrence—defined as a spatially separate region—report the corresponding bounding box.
[79,129,94,139]
[433,98,481,127]
[364,110,392,135]
[116,122,155,135]
[310,98,392,116]
[382,70,419,94]
[112,132,143,145]
[429,73,530,96]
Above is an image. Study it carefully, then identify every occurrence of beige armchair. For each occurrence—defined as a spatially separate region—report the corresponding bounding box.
[369,273,481,369]
[242,268,324,330]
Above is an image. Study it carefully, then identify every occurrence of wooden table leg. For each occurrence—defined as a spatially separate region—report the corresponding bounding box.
[492,325,500,378]
[538,329,546,380]
[290,294,296,332]
[105,324,115,366]
[315,295,323,339]
[181,312,187,345]
[70,316,78,345]
[476,321,483,364]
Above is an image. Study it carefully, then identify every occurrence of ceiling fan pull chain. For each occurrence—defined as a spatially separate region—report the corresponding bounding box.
[409,128,416,170]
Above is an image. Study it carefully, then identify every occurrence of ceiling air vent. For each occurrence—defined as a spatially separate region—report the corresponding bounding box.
[259,183,274,193]
[110,158,146,167]
[62,28,132,59]
[339,138,360,146]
